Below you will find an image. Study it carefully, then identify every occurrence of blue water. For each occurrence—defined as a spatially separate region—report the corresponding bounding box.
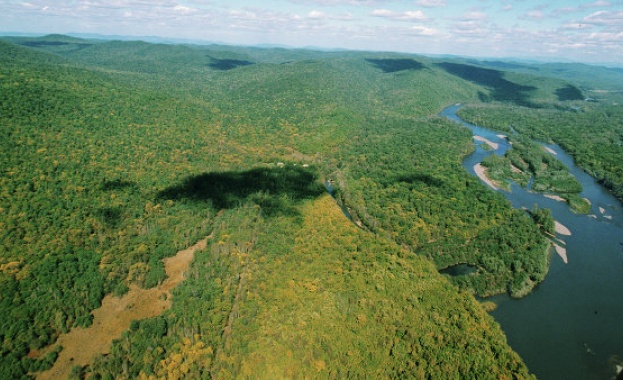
[442,104,623,380]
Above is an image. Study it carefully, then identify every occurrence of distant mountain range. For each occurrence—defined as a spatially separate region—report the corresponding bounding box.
[2,30,622,69]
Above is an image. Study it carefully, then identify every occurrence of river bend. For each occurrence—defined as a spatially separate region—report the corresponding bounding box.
[441,104,623,380]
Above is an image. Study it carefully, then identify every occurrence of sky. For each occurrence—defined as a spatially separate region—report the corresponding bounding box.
[2,0,623,64]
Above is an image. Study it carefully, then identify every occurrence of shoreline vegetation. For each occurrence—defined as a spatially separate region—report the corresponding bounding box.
[474,163,499,190]
[472,133,592,214]
[473,158,574,266]
[457,103,623,205]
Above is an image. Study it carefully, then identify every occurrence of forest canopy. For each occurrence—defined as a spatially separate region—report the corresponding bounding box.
[1,34,622,379]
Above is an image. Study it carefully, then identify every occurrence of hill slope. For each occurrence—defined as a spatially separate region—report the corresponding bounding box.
[3,35,613,378]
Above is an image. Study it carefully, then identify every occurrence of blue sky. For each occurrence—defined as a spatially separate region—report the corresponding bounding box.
[2,0,623,63]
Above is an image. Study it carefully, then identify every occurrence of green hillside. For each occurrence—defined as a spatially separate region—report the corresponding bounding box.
[2,34,621,378]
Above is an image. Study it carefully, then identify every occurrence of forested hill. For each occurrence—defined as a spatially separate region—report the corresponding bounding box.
[1,34,620,378]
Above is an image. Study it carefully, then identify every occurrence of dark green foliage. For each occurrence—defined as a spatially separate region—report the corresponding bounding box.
[334,113,549,298]
[436,62,538,107]
[1,34,98,57]
[530,205,555,236]
[101,179,138,191]
[69,364,85,380]
[207,56,254,70]
[93,324,168,377]
[19,40,93,53]
[157,166,325,216]
[365,58,425,73]
[555,84,584,101]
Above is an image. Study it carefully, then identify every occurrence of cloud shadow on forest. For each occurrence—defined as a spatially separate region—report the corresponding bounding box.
[208,56,255,70]
[435,62,539,107]
[19,41,94,53]
[555,85,584,101]
[366,58,425,73]
[157,166,325,217]
[395,173,445,188]
[98,206,123,228]
[102,178,137,191]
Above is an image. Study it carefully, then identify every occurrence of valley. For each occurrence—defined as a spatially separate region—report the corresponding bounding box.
[1,34,622,379]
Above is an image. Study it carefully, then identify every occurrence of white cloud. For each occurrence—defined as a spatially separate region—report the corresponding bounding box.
[582,1,611,9]
[289,0,386,6]
[414,0,446,8]
[308,10,325,18]
[582,10,623,26]
[402,10,427,21]
[371,9,392,17]
[410,25,437,36]
[307,10,354,20]
[84,0,180,9]
[525,10,545,20]
[560,22,594,30]
[371,9,428,21]
[173,5,195,14]
[553,1,611,15]
[587,31,623,43]
[227,9,257,20]
[460,11,488,21]
[557,6,581,14]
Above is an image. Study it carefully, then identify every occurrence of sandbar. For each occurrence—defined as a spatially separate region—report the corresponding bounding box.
[599,207,606,214]
[474,135,499,150]
[544,194,566,202]
[555,220,572,236]
[474,163,498,190]
[544,146,558,155]
[554,243,568,264]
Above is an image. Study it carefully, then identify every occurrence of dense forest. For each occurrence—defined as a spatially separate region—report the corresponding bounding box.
[1,34,622,378]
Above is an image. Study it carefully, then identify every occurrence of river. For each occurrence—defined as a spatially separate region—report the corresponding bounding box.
[441,104,623,380]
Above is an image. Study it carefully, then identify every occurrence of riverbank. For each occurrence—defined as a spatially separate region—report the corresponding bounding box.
[445,103,623,380]
[544,194,566,202]
[474,163,498,190]
[474,135,499,150]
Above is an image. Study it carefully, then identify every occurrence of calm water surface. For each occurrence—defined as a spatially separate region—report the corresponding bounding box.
[441,104,623,380]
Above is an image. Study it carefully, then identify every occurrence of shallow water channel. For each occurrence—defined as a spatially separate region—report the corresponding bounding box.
[441,104,623,380]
